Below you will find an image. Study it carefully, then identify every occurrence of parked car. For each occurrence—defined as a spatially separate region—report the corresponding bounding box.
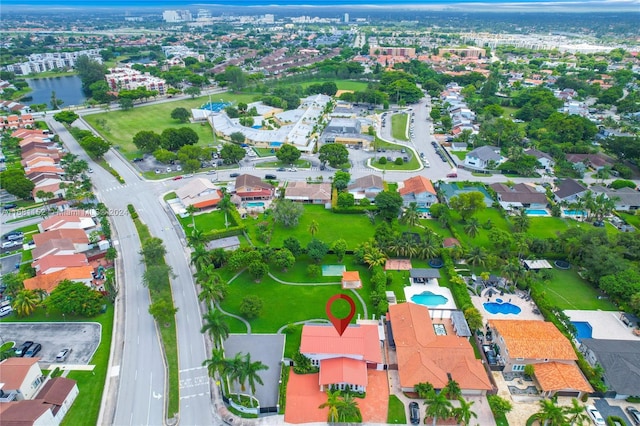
[172,176,183,181]
[55,348,72,362]
[4,231,24,241]
[132,157,143,162]
[409,402,420,425]
[25,343,42,357]
[586,405,605,426]
[15,341,33,357]
[229,173,240,178]
[276,167,285,172]
[0,301,13,318]
[2,203,17,210]
[626,407,640,426]
[265,174,277,180]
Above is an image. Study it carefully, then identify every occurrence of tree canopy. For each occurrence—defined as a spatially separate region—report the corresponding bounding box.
[319,143,349,168]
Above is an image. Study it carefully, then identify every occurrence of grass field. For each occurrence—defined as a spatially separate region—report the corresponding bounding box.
[179,210,229,234]
[450,208,512,249]
[391,113,408,141]
[243,204,377,249]
[84,92,256,157]
[451,151,468,161]
[618,212,640,229]
[296,79,369,92]
[533,268,616,311]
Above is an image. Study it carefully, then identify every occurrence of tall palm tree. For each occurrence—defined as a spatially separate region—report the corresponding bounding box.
[185,204,197,229]
[564,398,590,426]
[464,217,480,238]
[187,228,206,248]
[200,309,230,348]
[190,244,211,272]
[424,390,453,426]
[202,347,226,380]
[400,202,421,228]
[443,378,462,399]
[339,392,361,422]
[466,246,487,268]
[452,397,477,426]
[12,289,40,317]
[534,398,566,426]
[319,389,342,423]
[363,247,387,269]
[364,209,377,225]
[224,352,246,399]
[308,220,319,237]
[512,208,530,233]
[198,273,227,307]
[415,382,434,399]
[242,352,268,406]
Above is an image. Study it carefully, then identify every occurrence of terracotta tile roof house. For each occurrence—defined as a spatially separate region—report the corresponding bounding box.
[553,179,588,203]
[32,181,67,202]
[489,319,591,398]
[21,148,61,163]
[24,156,56,169]
[388,303,492,394]
[347,174,383,201]
[23,265,94,294]
[31,238,77,261]
[33,229,89,251]
[490,183,548,209]
[11,129,48,139]
[25,165,65,176]
[300,323,383,392]
[442,237,461,248]
[341,271,362,289]
[0,357,45,401]
[39,210,96,232]
[284,181,332,204]
[34,377,79,420]
[175,178,222,209]
[32,253,89,275]
[398,176,437,208]
[234,174,274,201]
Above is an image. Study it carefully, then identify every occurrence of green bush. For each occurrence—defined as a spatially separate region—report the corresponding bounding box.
[378,157,387,165]
[127,204,138,220]
[394,157,404,165]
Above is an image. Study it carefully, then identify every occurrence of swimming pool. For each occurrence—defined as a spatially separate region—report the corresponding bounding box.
[411,291,449,307]
[418,207,430,213]
[563,209,586,216]
[525,209,549,216]
[246,202,265,208]
[322,264,346,276]
[483,302,522,315]
[571,321,593,341]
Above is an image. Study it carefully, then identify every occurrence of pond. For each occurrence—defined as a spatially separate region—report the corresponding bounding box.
[24,75,87,107]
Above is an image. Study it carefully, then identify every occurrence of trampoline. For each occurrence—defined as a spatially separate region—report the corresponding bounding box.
[554,260,570,270]
[428,258,444,269]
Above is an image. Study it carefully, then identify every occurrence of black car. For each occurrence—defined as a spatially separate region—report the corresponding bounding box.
[132,157,143,162]
[409,402,420,425]
[15,341,33,357]
[25,343,42,357]
[265,174,277,180]
[230,173,240,178]
[2,203,17,210]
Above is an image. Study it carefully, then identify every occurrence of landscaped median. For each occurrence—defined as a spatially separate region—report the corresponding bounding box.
[129,204,180,420]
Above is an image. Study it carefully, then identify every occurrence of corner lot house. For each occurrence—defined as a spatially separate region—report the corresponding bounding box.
[387,303,492,394]
[580,339,640,399]
[489,319,593,398]
[464,145,502,170]
[0,357,45,401]
[300,323,383,393]
[175,177,222,209]
[398,176,437,209]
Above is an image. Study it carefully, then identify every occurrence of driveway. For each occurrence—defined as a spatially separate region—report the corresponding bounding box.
[594,398,634,426]
[0,322,101,364]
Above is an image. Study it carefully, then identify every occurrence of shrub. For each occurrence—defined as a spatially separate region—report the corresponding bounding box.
[307,264,321,278]
[378,157,387,165]
[127,204,138,220]
[394,157,404,165]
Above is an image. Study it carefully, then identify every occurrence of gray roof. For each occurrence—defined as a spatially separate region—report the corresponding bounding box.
[409,268,441,279]
[205,236,240,251]
[451,311,471,337]
[554,178,587,199]
[466,145,501,162]
[580,339,640,396]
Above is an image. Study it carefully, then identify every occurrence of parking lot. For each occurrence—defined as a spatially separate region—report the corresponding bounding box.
[0,322,101,365]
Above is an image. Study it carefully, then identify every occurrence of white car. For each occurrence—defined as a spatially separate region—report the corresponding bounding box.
[586,405,605,426]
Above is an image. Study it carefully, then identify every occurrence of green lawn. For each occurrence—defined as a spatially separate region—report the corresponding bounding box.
[297,79,369,92]
[84,92,256,156]
[179,210,230,234]
[451,151,468,161]
[387,395,407,424]
[391,113,408,141]
[1,306,115,426]
[618,212,640,229]
[527,217,618,239]
[533,268,617,311]
[243,204,377,249]
[451,208,511,249]
[255,159,311,169]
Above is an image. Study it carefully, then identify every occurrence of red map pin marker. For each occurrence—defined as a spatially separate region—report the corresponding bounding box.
[326,294,356,336]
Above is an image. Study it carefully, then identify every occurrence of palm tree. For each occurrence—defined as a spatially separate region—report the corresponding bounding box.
[466,246,487,268]
[363,246,387,269]
[187,228,206,248]
[452,397,477,426]
[415,382,434,399]
[464,217,480,238]
[242,353,269,407]
[224,352,246,399]
[443,378,462,399]
[201,308,230,348]
[512,208,530,233]
[339,392,361,422]
[190,244,211,272]
[185,204,197,229]
[308,220,319,237]
[564,398,590,426]
[195,263,217,285]
[424,390,453,426]
[400,202,421,228]
[534,398,566,426]
[12,289,40,317]
[202,347,226,380]
[364,209,377,225]
[319,389,342,423]
[199,276,227,308]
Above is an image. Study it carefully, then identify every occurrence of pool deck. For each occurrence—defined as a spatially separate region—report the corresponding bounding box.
[565,310,639,341]
[403,284,457,310]
[472,288,544,323]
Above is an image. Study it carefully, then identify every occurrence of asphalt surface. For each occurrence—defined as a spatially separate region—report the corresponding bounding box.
[0,322,101,364]
[594,398,634,426]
